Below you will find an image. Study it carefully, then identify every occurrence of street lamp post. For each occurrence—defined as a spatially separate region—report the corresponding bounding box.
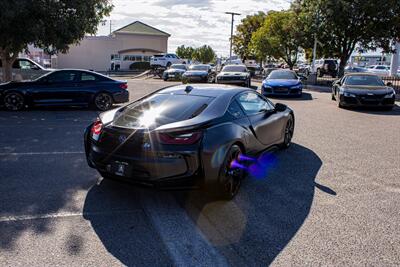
[225,12,240,63]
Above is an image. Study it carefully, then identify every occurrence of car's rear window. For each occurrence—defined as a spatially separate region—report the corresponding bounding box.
[112,94,213,129]
[344,75,385,86]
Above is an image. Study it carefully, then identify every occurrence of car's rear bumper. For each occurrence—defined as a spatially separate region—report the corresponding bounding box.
[112,90,129,103]
[84,128,203,188]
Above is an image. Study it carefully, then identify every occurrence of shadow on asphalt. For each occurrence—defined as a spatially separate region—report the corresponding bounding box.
[340,104,400,116]
[82,143,325,266]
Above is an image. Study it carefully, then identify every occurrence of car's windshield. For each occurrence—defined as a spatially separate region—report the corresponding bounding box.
[268,71,298,80]
[171,64,186,70]
[112,93,213,129]
[222,65,247,72]
[189,65,209,71]
[344,75,385,86]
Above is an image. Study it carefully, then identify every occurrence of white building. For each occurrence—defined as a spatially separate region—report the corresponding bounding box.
[54,21,170,71]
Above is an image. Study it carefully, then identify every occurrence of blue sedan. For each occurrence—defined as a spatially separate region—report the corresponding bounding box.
[261,70,304,97]
[0,69,129,111]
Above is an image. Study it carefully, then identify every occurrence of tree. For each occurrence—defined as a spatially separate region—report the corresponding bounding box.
[250,11,305,69]
[232,12,266,60]
[293,0,400,76]
[176,45,195,60]
[0,0,112,81]
[192,45,216,63]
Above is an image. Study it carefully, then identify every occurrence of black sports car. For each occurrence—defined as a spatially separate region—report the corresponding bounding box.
[0,69,129,111]
[216,65,251,87]
[332,73,396,110]
[162,64,187,81]
[182,64,215,83]
[84,84,295,199]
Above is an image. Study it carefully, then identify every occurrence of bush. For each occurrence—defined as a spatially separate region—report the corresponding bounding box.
[129,62,151,70]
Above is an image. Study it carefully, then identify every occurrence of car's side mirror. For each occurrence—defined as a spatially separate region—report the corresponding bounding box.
[274,103,287,112]
[387,82,393,87]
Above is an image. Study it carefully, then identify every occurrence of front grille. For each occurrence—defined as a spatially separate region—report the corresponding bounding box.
[220,76,241,81]
[357,94,385,105]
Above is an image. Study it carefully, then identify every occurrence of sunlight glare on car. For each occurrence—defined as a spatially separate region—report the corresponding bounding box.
[138,105,167,128]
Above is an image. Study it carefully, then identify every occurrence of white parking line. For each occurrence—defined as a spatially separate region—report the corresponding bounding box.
[0,210,142,223]
[0,151,85,156]
[140,192,229,267]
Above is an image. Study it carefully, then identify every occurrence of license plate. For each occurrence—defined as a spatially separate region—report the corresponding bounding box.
[110,161,129,176]
[169,74,175,77]
[275,87,287,92]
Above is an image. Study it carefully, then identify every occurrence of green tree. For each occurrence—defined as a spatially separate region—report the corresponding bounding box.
[192,45,216,63]
[250,11,305,69]
[232,12,266,60]
[0,0,112,81]
[175,45,195,60]
[293,0,400,76]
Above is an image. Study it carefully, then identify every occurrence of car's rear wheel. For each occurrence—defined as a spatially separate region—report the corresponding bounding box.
[217,145,244,200]
[4,92,25,111]
[94,92,113,111]
[280,115,294,149]
[336,93,343,108]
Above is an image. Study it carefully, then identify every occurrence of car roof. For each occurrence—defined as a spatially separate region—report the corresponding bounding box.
[158,84,248,98]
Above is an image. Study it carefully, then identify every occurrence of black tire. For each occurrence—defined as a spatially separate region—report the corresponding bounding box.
[331,91,336,100]
[4,92,25,111]
[216,145,245,200]
[317,69,323,77]
[93,92,113,111]
[247,79,251,88]
[163,77,168,81]
[336,94,343,108]
[279,115,294,149]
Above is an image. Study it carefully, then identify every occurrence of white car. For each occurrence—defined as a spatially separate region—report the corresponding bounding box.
[366,65,390,76]
[150,53,186,68]
[0,58,52,82]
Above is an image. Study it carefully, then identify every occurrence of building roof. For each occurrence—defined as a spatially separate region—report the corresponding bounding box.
[113,21,170,37]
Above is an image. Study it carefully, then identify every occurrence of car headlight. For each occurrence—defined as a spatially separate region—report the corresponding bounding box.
[343,92,356,97]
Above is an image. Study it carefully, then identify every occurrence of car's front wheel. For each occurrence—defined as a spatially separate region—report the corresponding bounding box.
[4,92,25,111]
[94,92,113,111]
[217,145,244,200]
[279,115,294,149]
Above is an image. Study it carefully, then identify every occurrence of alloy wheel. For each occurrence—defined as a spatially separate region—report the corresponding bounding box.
[4,92,24,111]
[222,148,243,198]
[94,93,113,111]
[284,117,294,147]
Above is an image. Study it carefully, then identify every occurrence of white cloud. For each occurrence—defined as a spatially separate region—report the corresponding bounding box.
[97,0,290,56]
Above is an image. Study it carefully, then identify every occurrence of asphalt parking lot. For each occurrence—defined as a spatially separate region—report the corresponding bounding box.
[0,78,399,266]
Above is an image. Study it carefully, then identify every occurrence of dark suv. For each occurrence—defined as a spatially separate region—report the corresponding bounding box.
[316,59,338,78]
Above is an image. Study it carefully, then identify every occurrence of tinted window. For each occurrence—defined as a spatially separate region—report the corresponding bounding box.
[237,92,273,115]
[227,100,244,119]
[268,71,297,80]
[376,66,387,70]
[344,75,385,86]
[222,65,247,72]
[113,94,213,129]
[46,71,77,83]
[189,65,209,71]
[81,73,98,81]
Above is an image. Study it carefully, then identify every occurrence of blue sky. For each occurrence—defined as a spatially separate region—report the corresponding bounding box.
[96,0,291,56]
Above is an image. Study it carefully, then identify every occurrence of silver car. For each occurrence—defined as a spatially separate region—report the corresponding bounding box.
[0,58,52,82]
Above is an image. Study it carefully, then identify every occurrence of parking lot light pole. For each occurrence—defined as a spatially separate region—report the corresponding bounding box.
[226,12,241,63]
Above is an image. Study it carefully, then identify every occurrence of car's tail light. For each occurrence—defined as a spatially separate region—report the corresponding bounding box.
[119,83,128,90]
[91,118,103,141]
[159,132,202,145]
